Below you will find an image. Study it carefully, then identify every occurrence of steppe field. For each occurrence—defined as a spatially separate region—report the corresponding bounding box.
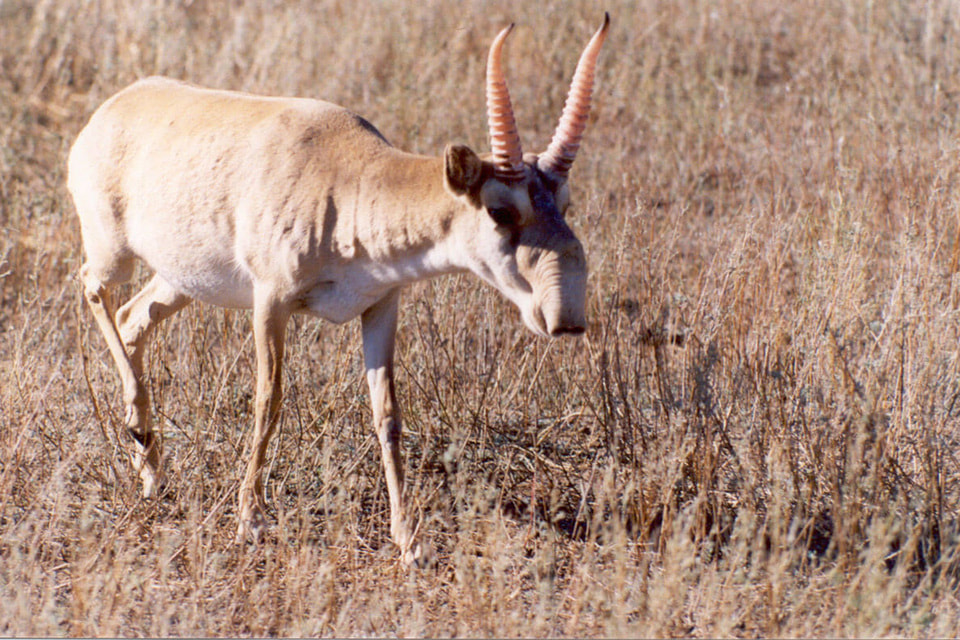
[3,0,960,636]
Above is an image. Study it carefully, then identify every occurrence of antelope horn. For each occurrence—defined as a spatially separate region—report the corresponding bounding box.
[537,12,610,180]
[486,24,525,182]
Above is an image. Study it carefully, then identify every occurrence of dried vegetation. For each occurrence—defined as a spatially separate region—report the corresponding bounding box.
[2,0,960,636]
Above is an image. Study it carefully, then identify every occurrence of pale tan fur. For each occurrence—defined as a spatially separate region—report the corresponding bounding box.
[69,19,604,565]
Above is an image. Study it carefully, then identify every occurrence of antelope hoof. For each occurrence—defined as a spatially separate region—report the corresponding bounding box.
[236,504,269,544]
[130,447,163,499]
[139,468,163,499]
[401,539,436,569]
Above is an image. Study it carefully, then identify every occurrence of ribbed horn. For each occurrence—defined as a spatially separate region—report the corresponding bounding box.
[486,24,525,182]
[537,12,610,180]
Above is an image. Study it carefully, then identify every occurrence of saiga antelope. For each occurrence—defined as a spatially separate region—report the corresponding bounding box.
[68,15,609,565]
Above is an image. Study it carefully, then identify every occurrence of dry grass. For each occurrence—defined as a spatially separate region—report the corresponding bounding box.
[3,0,960,636]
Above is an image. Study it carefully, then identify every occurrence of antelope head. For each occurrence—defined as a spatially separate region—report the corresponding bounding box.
[443,14,610,338]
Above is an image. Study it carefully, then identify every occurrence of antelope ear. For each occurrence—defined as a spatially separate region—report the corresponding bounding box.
[444,144,483,196]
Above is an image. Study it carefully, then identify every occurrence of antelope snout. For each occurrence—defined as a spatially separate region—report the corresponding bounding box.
[521,237,587,338]
[540,279,587,338]
[541,256,587,338]
[546,306,587,337]
[549,322,586,337]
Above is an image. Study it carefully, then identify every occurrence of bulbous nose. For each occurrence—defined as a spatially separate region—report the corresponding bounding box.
[540,239,587,338]
[549,324,586,338]
[541,277,586,338]
[546,306,586,337]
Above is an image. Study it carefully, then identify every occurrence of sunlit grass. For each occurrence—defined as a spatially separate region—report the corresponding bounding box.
[2,0,960,636]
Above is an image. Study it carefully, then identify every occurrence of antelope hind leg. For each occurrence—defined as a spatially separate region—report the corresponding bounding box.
[80,264,163,497]
[114,274,192,495]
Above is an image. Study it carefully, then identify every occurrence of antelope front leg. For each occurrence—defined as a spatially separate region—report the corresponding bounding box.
[361,290,430,566]
[236,291,290,542]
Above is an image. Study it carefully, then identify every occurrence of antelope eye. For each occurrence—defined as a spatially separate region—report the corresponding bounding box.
[488,206,519,227]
